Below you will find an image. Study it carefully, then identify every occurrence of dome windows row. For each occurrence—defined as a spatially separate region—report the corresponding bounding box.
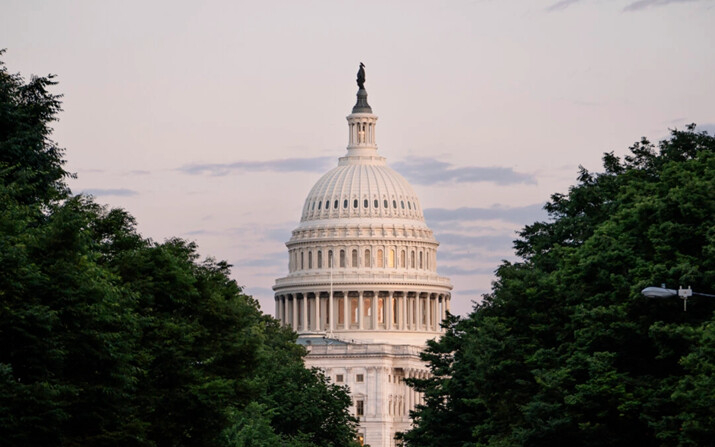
[289,246,436,273]
[303,195,420,220]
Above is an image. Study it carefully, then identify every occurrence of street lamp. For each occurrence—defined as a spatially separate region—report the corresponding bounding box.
[641,285,715,311]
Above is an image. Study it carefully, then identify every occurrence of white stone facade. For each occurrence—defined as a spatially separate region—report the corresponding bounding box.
[274,84,452,447]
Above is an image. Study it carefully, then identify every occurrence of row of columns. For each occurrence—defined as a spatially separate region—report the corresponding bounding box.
[274,291,450,333]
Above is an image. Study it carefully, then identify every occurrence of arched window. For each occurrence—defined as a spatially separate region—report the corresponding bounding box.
[374,199,378,208]
[301,252,304,270]
[334,200,338,209]
[400,250,406,268]
[384,199,388,208]
[410,251,415,268]
[388,249,395,268]
[312,202,315,210]
[363,199,368,208]
[340,249,346,268]
[325,200,329,209]
[408,201,411,210]
[377,249,384,268]
[352,249,358,267]
[392,200,397,208]
[308,251,313,269]
[328,250,334,268]
[317,250,323,268]
[401,200,405,209]
[344,199,348,208]
[318,201,322,210]
[419,251,423,269]
[353,199,358,208]
[364,249,371,267]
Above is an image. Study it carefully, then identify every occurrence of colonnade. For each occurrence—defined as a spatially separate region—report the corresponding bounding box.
[274,290,450,333]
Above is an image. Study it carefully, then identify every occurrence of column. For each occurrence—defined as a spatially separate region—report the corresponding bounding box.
[275,296,280,321]
[402,294,407,330]
[441,295,446,322]
[314,294,320,331]
[371,293,377,330]
[343,293,349,329]
[358,291,364,330]
[292,295,298,329]
[408,370,414,413]
[426,295,431,331]
[282,296,287,325]
[328,291,334,332]
[375,367,382,417]
[301,294,308,331]
[386,292,393,330]
[416,295,422,331]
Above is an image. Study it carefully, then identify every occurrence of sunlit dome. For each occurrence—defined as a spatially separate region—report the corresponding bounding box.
[300,157,424,224]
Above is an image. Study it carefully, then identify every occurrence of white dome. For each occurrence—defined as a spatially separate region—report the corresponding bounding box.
[300,155,424,223]
[273,85,451,346]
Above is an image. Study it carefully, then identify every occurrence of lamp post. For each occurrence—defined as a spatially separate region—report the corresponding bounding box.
[641,286,715,311]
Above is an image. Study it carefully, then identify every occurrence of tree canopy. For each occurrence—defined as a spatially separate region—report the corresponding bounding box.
[0,53,359,447]
[400,125,715,447]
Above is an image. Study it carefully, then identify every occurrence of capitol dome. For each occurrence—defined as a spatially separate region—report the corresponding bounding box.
[300,157,425,224]
[273,81,451,346]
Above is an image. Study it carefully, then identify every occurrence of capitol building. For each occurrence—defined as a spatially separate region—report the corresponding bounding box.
[273,68,452,447]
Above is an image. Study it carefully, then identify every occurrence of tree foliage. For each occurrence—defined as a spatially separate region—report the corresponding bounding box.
[0,54,358,447]
[400,126,715,447]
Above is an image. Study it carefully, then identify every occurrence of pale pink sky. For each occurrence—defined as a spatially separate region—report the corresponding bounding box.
[3,0,714,315]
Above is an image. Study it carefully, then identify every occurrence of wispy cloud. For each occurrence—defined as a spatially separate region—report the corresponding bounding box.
[623,0,701,11]
[436,232,516,250]
[545,0,704,12]
[393,157,536,186]
[696,123,715,135]
[425,203,547,225]
[545,0,583,12]
[438,265,497,276]
[81,188,138,197]
[179,157,334,176]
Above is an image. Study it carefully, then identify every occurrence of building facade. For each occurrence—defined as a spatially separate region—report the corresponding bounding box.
[273,76,452,447]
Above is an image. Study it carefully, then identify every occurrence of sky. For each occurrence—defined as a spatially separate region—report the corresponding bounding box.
[3,0,714,316]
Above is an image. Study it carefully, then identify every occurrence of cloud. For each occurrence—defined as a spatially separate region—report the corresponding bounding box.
[178,157,334,176]
[696,123,715,135]
[393,157,536,186]
[81,188,138,197]
[438,265,497,276]
[545,0,704,12]
[545,0,583,12]
[425,203,547,225]
[233,251,286,268]
[436,232,516,250]
[623,0,701,11]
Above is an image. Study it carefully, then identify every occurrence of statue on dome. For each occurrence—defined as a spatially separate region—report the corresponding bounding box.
[356,62,365,89]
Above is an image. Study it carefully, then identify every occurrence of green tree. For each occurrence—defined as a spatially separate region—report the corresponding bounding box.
[400,125,715,447]
[0,54,359,447]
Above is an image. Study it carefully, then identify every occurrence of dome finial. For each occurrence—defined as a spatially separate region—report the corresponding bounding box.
[357,62,365,89]
[352,63,372,113]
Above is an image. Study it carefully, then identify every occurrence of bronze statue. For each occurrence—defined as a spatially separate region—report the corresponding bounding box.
[357,62,365,89]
